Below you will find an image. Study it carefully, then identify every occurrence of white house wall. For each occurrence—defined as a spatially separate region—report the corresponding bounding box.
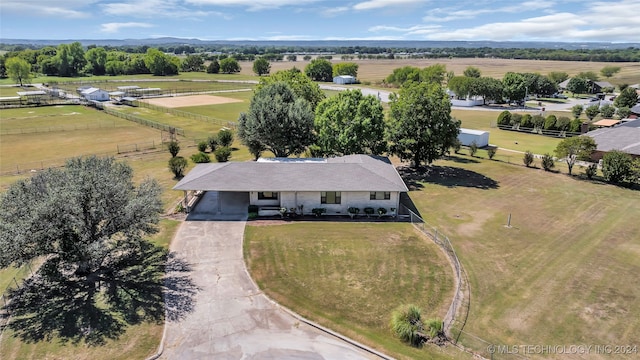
[250,191,399,215]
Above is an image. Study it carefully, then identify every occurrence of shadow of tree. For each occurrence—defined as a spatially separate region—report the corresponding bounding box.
[4,242,198,346]
[398,165,500,190]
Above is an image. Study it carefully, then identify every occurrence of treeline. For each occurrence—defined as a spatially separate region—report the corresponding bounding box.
[1,43,639,62]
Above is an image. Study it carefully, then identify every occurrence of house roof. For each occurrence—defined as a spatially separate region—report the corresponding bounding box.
[587,119,640,155]
[17,90,46,96]
[173,154,408,192]
[460,128,488,136]
[593,81,614,89]
[631,104,640,115]
[81,87,105,95]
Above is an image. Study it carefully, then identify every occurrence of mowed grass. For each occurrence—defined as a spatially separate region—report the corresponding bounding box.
[452,109,563,155]
[244,222,465,360]
[0,107,163,175]
[407,155,640,358]
[0,218,181,360]
[52,79,255,94]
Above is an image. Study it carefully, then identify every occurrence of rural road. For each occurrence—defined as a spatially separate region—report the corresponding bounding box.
[159,192,381,360]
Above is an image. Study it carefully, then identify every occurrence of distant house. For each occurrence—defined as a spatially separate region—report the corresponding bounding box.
[558,79,614,94]
[173,154,407,215]
[80,87,110,101]
[458,128,489,147]
[586,119,640,160]
[333,75,357,85]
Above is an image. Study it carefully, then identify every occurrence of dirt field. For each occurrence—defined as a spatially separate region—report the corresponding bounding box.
[141,95,243,108]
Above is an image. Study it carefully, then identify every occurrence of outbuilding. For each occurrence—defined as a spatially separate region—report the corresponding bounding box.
[457,128,489,147]
[333,75,357,85]
[80,87,110,101]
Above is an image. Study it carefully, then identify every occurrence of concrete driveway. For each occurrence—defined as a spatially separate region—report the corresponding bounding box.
[159,192,380,359]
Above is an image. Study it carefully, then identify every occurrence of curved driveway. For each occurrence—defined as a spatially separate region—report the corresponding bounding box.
[160,192,379,359]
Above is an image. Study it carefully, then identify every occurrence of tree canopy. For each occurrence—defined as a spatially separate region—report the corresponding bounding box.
[144,48,179,76]
[0,157,196,343]
[5,56,31,86]
[238,81,315,157]
[305,58,333,82]
[463,66,481,78]
[600,65,621,78]
[387,81,461,167]
[566,77,589,95]
[220,57,241,73]
[258,68,325,109]
[332,62,358,77]
[554,136,597,175]
[614,87,639,108]
[314,89,386,156]
[253,57,271,76]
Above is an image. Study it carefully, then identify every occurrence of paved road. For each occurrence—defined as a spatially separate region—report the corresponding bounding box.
[160,192,379,360]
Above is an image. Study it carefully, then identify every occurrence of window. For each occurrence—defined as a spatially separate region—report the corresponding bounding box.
[258,191,278,200]
[321,191,341,204]
[370,191,391,200]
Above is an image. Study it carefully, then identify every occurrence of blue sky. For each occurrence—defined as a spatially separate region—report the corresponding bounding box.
[1,0,639,42]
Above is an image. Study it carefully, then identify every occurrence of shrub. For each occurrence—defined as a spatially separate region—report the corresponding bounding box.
[531,114,545,130]
[544,115,557,130]
[214,146,232,162]
[617,106,631,120]
[347,207,360,218]
[168,156,188,178]
[311,208,326,216]
[572,104,583,119]
[541,153,555,171]
[585,104,600,121]
[377,207,387,216]
[248,204,259,213]
[391,304,425,347]
[248,212,258,220]
[197,141,208,152]
[469,141,478,157]
[207,136,218,152]
[167,140,180,157]
[217,128,234,147]
[425,319,443,339]
[600,104,615,118]
[569,118,583,133]
[452,139,461,154]
[585,163,598,179]
[520,114,533,128]
[510,113,522,126]
[497,110,511,126]
[555,116,571,131]
[523,151,534,167]
[602,150,633,183]
[364,207,375,217]
[190,152,211,163]
[487,147,497,159]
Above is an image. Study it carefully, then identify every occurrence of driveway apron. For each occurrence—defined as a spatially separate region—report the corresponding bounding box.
[160,193,376,359]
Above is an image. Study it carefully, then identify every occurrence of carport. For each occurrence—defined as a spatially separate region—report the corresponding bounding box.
[175,189,249,215]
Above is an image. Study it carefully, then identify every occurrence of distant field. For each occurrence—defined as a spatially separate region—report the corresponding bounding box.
[262,58,640,86]
[51,79,255,95]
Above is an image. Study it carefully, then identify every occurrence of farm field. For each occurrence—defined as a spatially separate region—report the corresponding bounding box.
[261,58,640,85]
[244,222,463,360]
[405,155,640,358]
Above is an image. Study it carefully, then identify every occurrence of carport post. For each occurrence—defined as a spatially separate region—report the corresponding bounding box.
[183,190,189,213]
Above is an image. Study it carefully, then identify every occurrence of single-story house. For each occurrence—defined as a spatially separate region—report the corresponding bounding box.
[586,118,640,160]
[458,128,489,147]
[558,79,614,94]
[173,154,408,215]
[333,75,357,85]
[80,87,110,101]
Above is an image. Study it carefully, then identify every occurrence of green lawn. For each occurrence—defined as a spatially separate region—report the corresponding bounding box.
[244,222,466,360]
[406,154,640,359]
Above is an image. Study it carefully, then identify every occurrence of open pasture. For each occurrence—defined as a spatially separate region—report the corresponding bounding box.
[407,155,640,358]
[50,79,255,95]
[263,58,640,85]
[0,106,163,175]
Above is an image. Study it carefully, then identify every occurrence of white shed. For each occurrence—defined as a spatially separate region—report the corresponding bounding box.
[458,128,489,147]
[80,87,110,101]
[333,75,357,85]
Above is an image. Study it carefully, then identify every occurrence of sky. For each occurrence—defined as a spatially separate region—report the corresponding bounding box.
[1,0,639,42]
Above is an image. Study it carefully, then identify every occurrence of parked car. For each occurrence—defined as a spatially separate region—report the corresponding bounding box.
[552,93,568,99]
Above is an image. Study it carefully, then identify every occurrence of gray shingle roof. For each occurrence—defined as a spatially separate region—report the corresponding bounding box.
[586,119,640,155]
[173,155,408,192]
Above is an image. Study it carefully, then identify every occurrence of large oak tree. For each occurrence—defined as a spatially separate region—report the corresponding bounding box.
[387,81,461,167]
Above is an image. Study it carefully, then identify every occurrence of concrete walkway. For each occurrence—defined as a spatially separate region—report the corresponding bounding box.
[160,192,378,359]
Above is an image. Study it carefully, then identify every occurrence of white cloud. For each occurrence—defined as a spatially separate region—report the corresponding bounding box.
[100,22,154,33]
[423,0,555,23]
[185,0,321,11]
[369,24,441,33]
[1,0,95,18]
[103,0,228,19]
[353,0,425,11]
[321,6,350,17]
